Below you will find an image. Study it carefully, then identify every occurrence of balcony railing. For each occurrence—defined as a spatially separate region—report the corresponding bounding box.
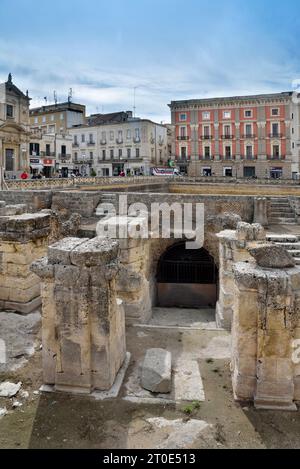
[59,154,71,160]
[241,155,257,160]
[268,155,284,160]
[72,142,79,147]
[242,134,256,139]
[116,138,123,144]
[133,137,141,143]
[74,158,94,164]
[221,135,234,140]
[177,136,189,141]
[269,133,283,139]
[40,151,55,157]
[200,155,214,160]
[87,141,95,146]
[200,135,213,140]
[100,139,107,145]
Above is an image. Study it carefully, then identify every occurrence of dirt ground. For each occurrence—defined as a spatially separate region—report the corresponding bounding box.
[1,311,300,449]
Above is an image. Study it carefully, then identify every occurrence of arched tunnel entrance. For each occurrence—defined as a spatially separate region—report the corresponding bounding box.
[156,242,218,308]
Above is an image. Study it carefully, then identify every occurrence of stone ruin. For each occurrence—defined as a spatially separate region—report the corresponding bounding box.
[0,191,300,410]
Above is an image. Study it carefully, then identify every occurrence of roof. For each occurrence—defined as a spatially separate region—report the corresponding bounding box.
[169,92,293,108]
[30,101,86,115]
[4,74,30,101]
[87,111,132,125]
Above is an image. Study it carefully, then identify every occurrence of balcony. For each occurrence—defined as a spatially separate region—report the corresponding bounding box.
[242,155,257,160]
[72,142,79,147]
[221,135,234,140]
[242,134,256,139]
[133,137,141,143]
[116,138,123,144]
[74,158,94,165]
[200,155,214,161]
[268,155,284,160]
[59,154,71,160]
[87,141,95,146]
[200,135,213,140]
[100,139,107,145]
[269,133,283,139]
[40,151,55,157]
[177,136,189,141]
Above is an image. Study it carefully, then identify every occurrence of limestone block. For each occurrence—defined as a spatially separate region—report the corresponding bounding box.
[257,329,292,358]
[119,246,144,264]
[248,244,295,268]
[70,237,119,267]
[48,237,88,265]
[141,348,172,393]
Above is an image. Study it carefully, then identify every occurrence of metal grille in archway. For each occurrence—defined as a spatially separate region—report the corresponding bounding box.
[157,243,217,284]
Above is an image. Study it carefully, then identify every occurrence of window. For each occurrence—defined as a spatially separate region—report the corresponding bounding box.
[74,152,78,161]
[202,167,212,176]
[118,149,122,158]
[180,126,186,138]
[271,108,279,116]
[42,116,46,123]
[89,152,93,159]
[5,149,14,171]
[46,144,51,156]
[245,124,252,137]
[223,111,231,119]
[102,168,109,177]
[273,145,280,158]
[60,113,64,120]
[246,145,253,158]
[6,104,14,118]
[179,113,187,121]
[224,125,231,136]
[101,131,106,140]
[110,131,114,141]
[272,123,279,136]
[127,148,131,158]
[102,149,106,159]
[202,111,210,120]
[127,129,131,139]
[224,167,233,177]
[89,134,94,143]
[74,135,78,144]
[136,148,140,158]
[118,130,123,140]
[51,115,55,121]
[180,147,187,158]
[225,146,231,158]
[203,125,210,137]
[110,149,114,158]
[81,134,85,143]
[34,117,38,124]
[48,125,55,133]
[204,146,210,158]
[135,128,140,139]
[245,110,252,118]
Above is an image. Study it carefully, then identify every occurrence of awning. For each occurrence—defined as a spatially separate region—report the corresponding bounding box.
[30,164,44,170]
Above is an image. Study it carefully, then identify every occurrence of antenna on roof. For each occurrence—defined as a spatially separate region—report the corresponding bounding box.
[54,91,57,106]
[133,87,137,118]
[68,88,72,104]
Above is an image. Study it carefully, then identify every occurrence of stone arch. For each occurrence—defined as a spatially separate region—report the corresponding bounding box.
[155,241,218,308]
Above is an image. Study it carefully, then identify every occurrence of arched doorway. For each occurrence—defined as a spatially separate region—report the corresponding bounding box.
[156,242,218,308]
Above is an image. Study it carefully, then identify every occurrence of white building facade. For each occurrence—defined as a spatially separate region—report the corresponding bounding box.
[68,116,168,177]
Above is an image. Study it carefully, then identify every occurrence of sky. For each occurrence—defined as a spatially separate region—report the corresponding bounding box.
[0,0,299,122]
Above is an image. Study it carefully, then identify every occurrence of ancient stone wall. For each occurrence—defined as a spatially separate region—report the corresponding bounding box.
[216,223,265,329]
[52,191,101,218]
[228,235,300,410]
[0,190,52,212]
[0,212,51,313]
[31,237,126,394]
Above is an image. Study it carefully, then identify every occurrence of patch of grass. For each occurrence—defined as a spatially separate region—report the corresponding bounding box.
[182,401,201,415]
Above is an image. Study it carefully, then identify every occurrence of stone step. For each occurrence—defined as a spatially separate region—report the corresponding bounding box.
[268,212,295,217]
[276,243,300,250]
[268,218,297,224]
[266,234,300,243]
[287,250,300,257]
